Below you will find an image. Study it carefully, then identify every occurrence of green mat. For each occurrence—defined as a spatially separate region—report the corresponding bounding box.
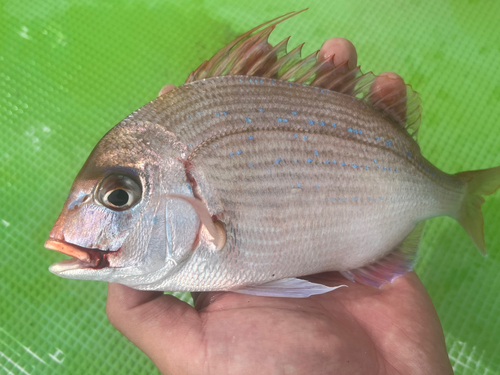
[1,1,499,373]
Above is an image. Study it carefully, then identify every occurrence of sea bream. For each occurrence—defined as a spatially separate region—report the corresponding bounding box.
[44,11,500,297]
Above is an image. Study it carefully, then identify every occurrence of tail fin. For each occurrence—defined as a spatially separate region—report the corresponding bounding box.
[455,166,500,254]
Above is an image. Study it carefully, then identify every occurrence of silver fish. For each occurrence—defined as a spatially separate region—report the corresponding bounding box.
[44,11,500,297]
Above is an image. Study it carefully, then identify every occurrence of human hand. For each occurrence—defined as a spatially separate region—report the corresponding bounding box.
[108,38,453,374]
[107,272,452,374]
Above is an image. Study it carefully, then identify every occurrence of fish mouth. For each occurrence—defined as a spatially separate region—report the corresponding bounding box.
[45,239,111,269]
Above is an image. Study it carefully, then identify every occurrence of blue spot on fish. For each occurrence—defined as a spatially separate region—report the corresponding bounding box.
[325,160,329,164]
[320,121,325,126]
[376,136,380,140]
[373,159,378,163]
[348,128,353,133]
[292,111,297,115]
[303,136,308,141]
[246,117,252,123]
[352,164,358,168]
[307,159,313,163]
[297,183,301,188]
[223,111,228,115]
[407,151,412,157]
[277,118,282,122]
[295,159,298,162]
[332,123,337,127]
[383,167,386,171]
[272,80,275,84]
[365,166,369,170]
[259,108,264,113]
[314,150,319,156]
[308,120,314,125]
[283,118,288,123]
[236,150,242,155]
[359,130,363,135]
[394,169,397,173]
[333,160,337,164]
[229,152,234,157]
[316,185,320,189]
[342,162,346,166]
[152,216,158,225]
[289,82,292,87]
[260,79,263,83]
[249,163,253,167]
[294,134,298,139]
[249,136,254,140]
[354,130,358,134]
[368,197,372,200]
[386,141,393,146]
[249,78,252,82]
[275,158,282,164]
[216,112,220,117]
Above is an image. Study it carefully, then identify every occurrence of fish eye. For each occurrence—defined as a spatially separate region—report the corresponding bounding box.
[97,174,142,211]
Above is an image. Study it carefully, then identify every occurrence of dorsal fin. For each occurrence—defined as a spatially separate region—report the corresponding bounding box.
[184,10,422,141]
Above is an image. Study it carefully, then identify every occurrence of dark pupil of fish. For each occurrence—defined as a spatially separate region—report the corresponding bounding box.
[108,189,129,206]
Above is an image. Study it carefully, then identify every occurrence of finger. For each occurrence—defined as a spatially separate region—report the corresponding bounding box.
[369,72,407,123]
[318,37,357,70]
[239,40,276,76]
[191,291,228,310]
[158,83,176,97]
[107,283,201,372]
[313,38,357,92]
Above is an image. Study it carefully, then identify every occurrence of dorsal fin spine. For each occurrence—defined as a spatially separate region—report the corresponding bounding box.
[246,37,290,76]
[184,9,423,142]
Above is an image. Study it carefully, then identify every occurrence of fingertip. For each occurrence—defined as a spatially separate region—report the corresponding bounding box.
[369,72,408,121]
[319,38,357,70]
[370,72,406,103]
[158,83,177,97]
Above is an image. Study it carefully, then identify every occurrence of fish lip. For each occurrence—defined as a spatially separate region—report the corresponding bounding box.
[44,239,111,269]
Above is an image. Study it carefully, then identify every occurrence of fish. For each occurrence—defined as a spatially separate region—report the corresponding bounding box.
[44,11,500,298]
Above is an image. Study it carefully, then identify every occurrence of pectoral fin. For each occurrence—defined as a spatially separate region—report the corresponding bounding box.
[235,278,346,298]
[167,194,226,251]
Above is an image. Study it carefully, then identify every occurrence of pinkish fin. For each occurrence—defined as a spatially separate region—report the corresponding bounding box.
[235,278,346,298]
[167,194,226,250]
[341,222,425,288]
[185,10,422,142]
[454,166,500,254]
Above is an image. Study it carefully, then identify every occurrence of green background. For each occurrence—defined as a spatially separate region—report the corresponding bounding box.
[1,0,499,373]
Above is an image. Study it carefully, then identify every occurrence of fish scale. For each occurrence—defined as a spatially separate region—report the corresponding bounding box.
[124,76,464,289]
[45,12,500,295]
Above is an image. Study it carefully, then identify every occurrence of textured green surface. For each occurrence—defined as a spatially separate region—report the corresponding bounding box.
[1,0,499,374]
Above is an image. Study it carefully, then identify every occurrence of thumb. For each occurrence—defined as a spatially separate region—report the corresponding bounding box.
[106,283,201,372]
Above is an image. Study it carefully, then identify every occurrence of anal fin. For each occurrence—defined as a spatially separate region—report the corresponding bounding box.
[235,278,346,298]
[341,222,425,288]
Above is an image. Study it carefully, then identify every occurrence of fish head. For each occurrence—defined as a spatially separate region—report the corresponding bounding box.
[45,120,200,287]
